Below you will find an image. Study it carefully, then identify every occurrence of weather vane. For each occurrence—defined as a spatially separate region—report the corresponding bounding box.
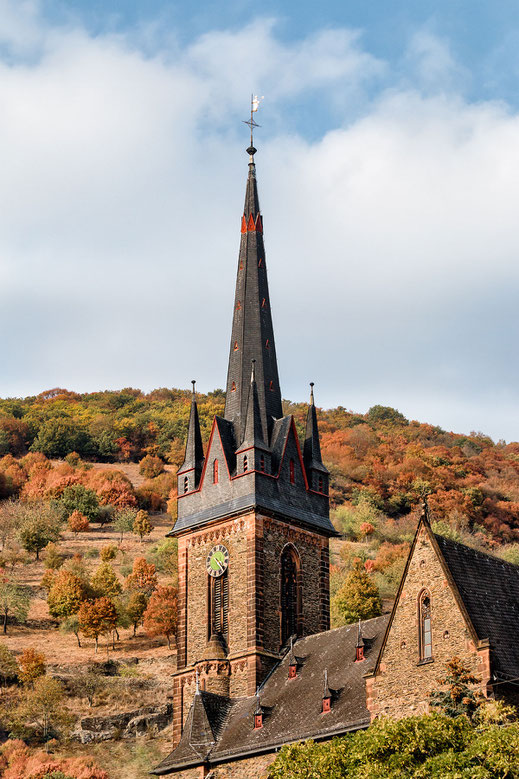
[243,94,263,154]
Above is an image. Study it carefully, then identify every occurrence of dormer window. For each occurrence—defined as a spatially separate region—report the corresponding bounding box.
[265,339,270,348]
[243,455,248,472]
[183,476,189,494]
[355,645,364,662]
[236,301,241,310]
[261,298,266,308]
[254,711,263,729]
[258,258,263,267]
[231,382,236,392]
[234,341,239,351]
[269,381,274,391]
[213,459,219,484]
[289,459,295,485]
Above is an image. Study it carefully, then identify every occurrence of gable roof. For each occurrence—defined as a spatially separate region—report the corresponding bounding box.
[371,512,519,680]
[434,534,519,678]
[152,615,389,774]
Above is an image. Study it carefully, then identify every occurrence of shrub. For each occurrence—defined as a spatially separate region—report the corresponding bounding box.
[139,455,164,479]
[18,648,46,687]
[100,545,118,562]
[67,511,90,537]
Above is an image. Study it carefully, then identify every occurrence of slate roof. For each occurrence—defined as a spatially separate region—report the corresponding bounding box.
[434,533,519,678]
[152,615,389,774]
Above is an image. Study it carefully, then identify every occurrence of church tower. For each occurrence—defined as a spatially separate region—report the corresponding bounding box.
[170,141,336,744]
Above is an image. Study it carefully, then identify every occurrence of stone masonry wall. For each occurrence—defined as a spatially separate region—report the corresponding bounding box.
[368,524,491,719]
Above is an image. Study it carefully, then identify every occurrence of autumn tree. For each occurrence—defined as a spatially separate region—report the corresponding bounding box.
[59,614,82,648]
[0,575,30,634]
[18,648,46,687]
[78,597,117,653]
[91,563,122,599]
[0,643,18,686]
[44,542,64,570]
[430,656,484,721]
[125,591,148,636]
[100,544,117,562]
[11,675,72,742]
[67,510,90,537]
[47,570,88,620]
[143,586,178,649]
[139,455,164,479]
[333,559,382,624]
[125,557,158,596]
[133,510,153,542]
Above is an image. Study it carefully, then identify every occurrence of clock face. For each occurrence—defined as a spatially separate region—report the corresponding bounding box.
[206,544,229,578]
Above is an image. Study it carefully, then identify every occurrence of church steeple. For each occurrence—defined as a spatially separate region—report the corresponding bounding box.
[224,149,283,442]
[177,380,204,493]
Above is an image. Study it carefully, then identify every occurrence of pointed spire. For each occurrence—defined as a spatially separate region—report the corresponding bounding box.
[241,360,266,448]
[304,383,327,474]
[179,380,204,487]
[224,154,283,443]
[420,494,431,526]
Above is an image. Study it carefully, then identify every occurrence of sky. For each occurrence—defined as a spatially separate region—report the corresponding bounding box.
[0,0,518,443]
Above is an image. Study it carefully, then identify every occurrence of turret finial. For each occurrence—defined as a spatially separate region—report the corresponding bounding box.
[309,382,315,405]
[191,380,196,397]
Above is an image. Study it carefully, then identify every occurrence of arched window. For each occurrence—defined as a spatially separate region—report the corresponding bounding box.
[318,476,323,493]
[243,455,248,472]
[281,546,301,645]
[260,455,265,472]
[419,590,432,661]
[289,459,295,484]
[209,571,229,642]
[183,476,189,494]
[213,459,219,484]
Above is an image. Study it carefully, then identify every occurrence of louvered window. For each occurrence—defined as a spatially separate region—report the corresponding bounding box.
[289,459,295,484]
[183,476,189,494]
[209,572,229,641]
[281,546,301,645]
[213,459,219,484]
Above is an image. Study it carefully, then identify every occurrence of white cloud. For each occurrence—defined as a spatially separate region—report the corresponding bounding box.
[0,8,517,441]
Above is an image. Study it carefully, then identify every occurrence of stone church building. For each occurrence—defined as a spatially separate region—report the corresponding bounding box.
[152,143,519,778]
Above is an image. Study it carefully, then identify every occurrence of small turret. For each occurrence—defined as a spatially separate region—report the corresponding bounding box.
[303,383,329,494]
[237,361,271,474]
[177,381,205,495]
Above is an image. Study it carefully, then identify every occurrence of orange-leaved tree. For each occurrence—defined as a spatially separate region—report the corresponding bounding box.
[143,585,178,649]
[67,510,90,537]
[18,648,46,687]
[125,557,157,597]
[78,597,117,653]
[47,570,88,620]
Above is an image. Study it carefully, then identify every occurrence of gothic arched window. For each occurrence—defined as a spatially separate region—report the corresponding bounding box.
[281,545,301,645]
[213,459,219,484]
[419,590,432,661]
[208,571,229,642]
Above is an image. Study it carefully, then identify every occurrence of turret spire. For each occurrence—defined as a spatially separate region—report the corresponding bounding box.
[224,142,283,442]
[241,360,267,448]
[304,383,327,473]
[178,380,204,491]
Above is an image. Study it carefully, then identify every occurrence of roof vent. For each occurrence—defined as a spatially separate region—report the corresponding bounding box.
[321,669,332,713]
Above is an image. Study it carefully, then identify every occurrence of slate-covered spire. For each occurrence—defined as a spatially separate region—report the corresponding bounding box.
[178,381,204,489]
[224,148,283,443]
[304,384,328,474]
[240,360,267,449]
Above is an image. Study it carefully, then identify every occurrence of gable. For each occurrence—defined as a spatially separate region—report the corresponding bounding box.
[368,522,486,719]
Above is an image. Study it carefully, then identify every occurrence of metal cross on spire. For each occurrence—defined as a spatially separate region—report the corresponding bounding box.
[243,94,263,158]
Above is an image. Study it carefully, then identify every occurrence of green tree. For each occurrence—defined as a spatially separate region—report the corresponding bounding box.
[133,510,153,542]
[91,563,122,599]
[30,417,93,459]
[0,576,30,634]
[18,504,62,560]
[113,507,138,543]
[430,656,484,721]
[0,642,18,686]
[60,485,99,522]
[44,543,65,570]
[126,591,148,636]
[59,614,82,648]
[332,559,382,625]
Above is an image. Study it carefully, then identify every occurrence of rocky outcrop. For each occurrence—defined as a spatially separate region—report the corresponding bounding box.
[73,703,173,743]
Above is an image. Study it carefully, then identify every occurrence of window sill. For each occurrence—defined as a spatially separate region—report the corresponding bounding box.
[417,657,434,666]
